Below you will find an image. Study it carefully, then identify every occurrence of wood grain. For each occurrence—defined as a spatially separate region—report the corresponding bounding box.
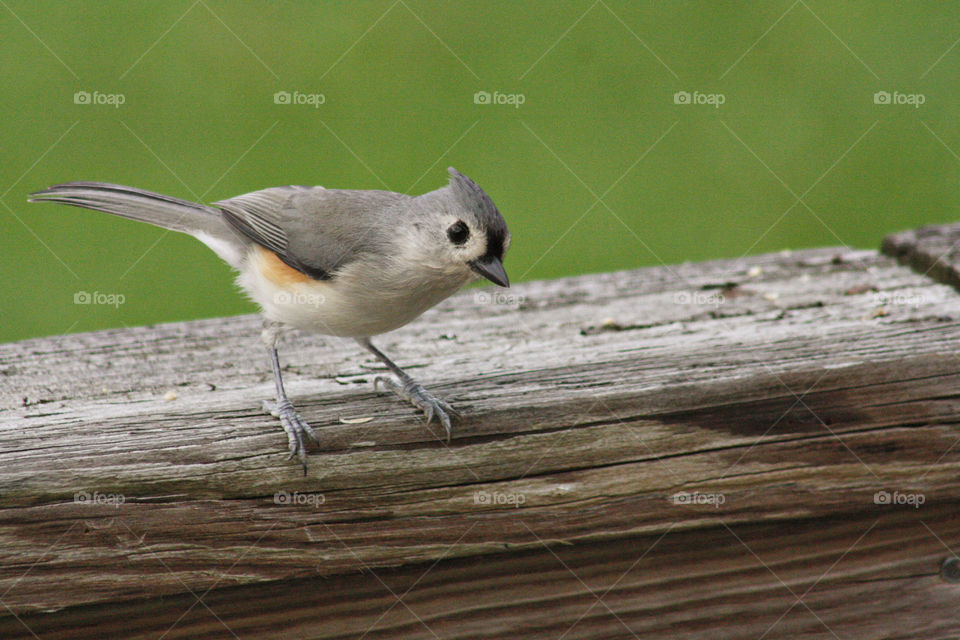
[883,221,960,291]
[2,240,959,638]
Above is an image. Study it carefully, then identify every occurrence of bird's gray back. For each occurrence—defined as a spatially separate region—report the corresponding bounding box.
[216,186,410,280]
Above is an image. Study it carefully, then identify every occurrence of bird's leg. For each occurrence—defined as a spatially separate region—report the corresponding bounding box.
[357,338,458,441]
[261,324,319,471]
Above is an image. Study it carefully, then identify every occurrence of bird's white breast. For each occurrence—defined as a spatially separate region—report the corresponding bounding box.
[237,246,470,338]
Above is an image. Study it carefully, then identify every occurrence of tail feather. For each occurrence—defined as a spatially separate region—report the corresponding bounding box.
[29,182,222,236]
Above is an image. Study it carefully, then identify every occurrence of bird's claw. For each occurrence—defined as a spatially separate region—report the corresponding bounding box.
[374,375,458,441]
[263,399,319,472]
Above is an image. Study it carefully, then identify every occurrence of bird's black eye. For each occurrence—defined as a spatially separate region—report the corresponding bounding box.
[447,220,470,245]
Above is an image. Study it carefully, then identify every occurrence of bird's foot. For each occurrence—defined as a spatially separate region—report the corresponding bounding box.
[263,398,320,471]
[374,376,458,441]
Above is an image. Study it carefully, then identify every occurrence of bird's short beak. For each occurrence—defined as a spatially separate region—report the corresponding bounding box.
[470,256,510,287]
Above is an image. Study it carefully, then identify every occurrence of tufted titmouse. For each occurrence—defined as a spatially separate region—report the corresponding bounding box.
[30,167,510,469]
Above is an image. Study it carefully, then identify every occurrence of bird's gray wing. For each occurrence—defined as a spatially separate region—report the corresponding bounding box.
[215,186,408,280]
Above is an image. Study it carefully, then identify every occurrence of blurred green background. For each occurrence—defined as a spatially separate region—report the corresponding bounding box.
[2,1,958,342]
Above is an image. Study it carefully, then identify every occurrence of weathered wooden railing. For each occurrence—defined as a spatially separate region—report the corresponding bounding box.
[2,224,959,639]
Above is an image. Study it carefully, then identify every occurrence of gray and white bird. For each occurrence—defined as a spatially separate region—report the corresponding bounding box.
[30,168,511,469]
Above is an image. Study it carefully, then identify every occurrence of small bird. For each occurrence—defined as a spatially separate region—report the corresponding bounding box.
[30,167,510,469]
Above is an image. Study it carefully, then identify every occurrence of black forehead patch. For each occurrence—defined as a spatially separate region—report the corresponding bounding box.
[485,227,506,260]
[447,167,509,256]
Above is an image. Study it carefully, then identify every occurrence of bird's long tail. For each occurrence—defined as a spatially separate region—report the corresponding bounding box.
[29,182,222,236]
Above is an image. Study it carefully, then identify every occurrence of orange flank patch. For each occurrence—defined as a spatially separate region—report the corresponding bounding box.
[252,246,315,286]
